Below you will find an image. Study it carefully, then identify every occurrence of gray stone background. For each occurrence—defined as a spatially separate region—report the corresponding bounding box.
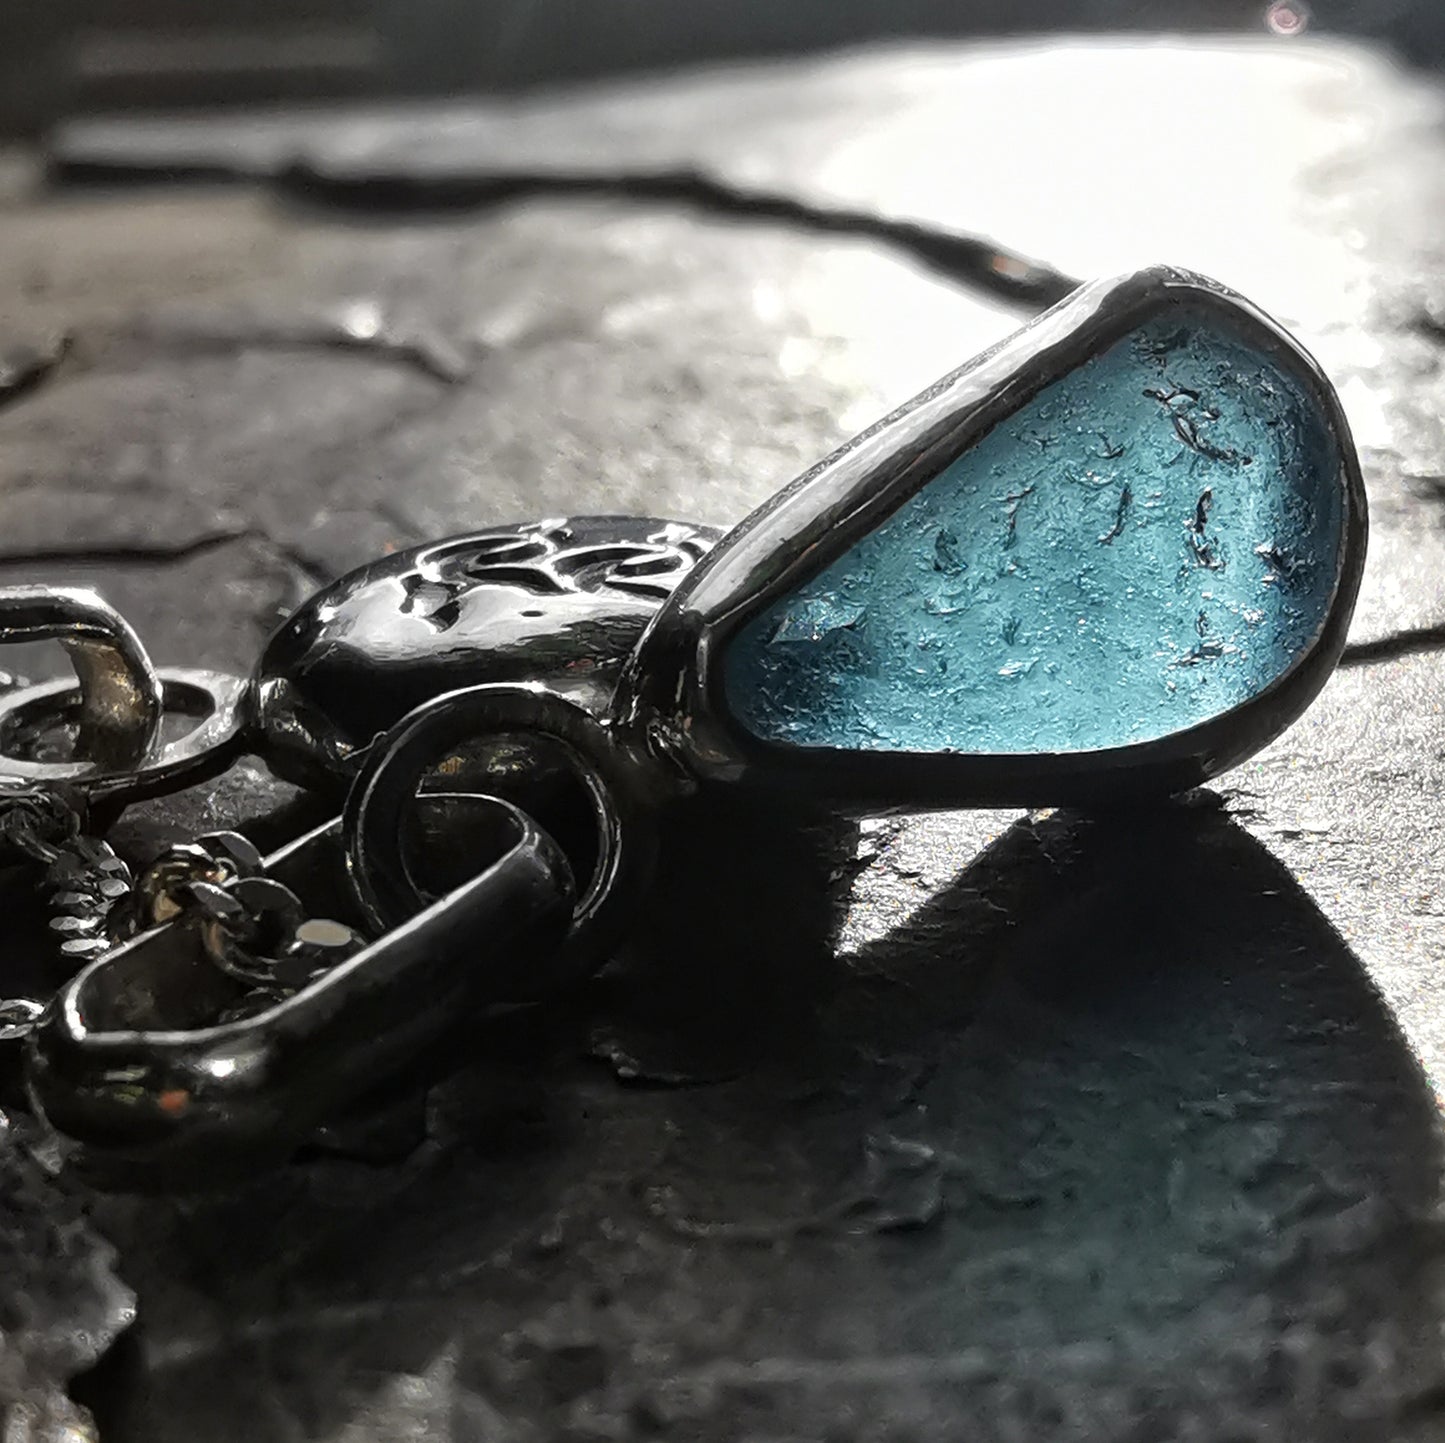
[3,19,1445,1443]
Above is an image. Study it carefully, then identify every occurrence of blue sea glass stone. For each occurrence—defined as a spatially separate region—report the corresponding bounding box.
[722,304,1344,755]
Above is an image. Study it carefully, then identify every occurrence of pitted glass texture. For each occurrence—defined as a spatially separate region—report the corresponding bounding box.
[722,303,1344,754]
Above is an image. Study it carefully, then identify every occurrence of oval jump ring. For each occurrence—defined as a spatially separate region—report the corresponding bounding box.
[0,668,249,805]
[0,585,163,772]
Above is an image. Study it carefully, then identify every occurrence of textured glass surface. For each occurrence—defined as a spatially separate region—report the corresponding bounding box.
[723,304,1343,754]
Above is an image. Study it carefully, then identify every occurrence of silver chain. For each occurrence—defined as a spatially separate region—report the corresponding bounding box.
[0,996,43,1042]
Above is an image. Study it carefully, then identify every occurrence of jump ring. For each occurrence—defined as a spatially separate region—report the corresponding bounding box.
[0,586,163,772]
[0,668,249,805]
[342,682,653,986]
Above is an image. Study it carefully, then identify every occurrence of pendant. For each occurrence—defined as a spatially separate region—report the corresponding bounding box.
[257,266,1366,821]
[614,265,1367,808]
[269,265,1365,982]
[248,264,1364,930]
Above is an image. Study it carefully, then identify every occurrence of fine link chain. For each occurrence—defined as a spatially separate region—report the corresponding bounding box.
[0,656,48,1057]
[0,997,44,1042]
[0,789,364,1043]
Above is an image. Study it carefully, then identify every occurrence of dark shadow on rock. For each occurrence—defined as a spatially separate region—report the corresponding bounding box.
[586,791,861,1086]
[83,798,1445,1442]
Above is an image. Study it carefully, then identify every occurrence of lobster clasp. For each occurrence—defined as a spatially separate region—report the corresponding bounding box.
[26,795,575,1188]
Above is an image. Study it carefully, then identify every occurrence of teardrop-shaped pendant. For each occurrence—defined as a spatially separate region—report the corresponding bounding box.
[613,267,1367,808]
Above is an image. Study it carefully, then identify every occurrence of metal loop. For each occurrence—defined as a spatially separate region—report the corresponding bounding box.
[195,875,307,985]
[28,797,577,1186]
[0,586,163,771]
[341,682,653,985]
[0,668,248,805]
[133,830,264,929]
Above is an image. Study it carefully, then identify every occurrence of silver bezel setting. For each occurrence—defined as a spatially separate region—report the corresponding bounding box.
[610,266,1369,810]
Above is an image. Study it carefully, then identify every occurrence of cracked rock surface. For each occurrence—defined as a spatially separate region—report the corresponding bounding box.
[3,36,1445,1443]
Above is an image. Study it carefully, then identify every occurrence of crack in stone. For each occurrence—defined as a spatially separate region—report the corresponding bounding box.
[93,309,476,385]
[0,311,473,422]
[0,528,257,571]
[45,139,1083,310]
[1409,308,1445,348]
[276,164,1084,310]
[0,336,72,416]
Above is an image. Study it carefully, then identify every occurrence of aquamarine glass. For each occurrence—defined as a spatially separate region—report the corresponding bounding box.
[722,305,1343,755]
